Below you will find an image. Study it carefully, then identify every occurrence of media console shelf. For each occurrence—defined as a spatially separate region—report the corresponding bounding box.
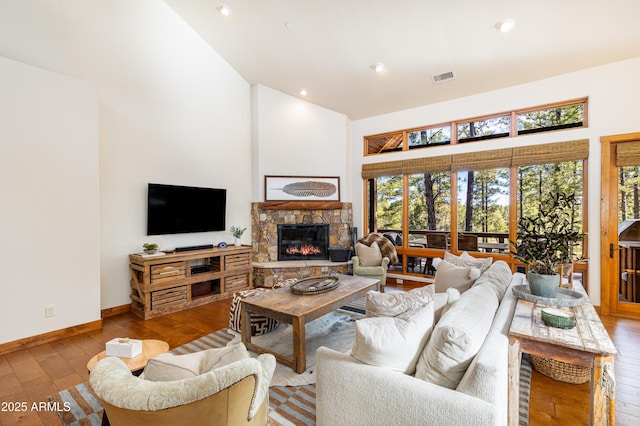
[129,245,253,319]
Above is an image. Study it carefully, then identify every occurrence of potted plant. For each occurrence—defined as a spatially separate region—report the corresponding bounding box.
[511,191,585,298]
[229,226,247,246]
[143,243,159,254]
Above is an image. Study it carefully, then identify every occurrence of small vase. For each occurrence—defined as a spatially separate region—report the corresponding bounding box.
[527,271,560,298]
[234,238,241,246]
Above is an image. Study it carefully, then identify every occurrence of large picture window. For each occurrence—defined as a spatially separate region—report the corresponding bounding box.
[362,140,588,279]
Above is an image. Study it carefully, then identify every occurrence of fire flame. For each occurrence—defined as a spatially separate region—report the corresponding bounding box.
[285,244,321,256]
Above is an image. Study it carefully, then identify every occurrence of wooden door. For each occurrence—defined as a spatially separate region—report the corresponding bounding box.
[601,132,640,319]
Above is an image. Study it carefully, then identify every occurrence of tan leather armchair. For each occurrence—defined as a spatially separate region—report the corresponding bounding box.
[89,354,275,426]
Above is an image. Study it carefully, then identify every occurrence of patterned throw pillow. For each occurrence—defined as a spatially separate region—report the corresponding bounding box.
[444,251,492,273]
[228,279,296,336]
[228,288,279,336]
[366,285,435,318]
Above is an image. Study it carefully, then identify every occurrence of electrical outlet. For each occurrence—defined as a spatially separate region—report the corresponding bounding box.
[396,279,404,284]
[45,305,56,318]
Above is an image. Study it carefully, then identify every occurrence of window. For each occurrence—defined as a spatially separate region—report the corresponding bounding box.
[457,115,510,143]
[618,165,640,222]
[457,168,510,253]
[365,132,403,155]
[364,98,587,156]
[517,103,584,135]
[374,175,403,234]
[516,160,584,259]
[362,140,588,279]
[408,125,451,149]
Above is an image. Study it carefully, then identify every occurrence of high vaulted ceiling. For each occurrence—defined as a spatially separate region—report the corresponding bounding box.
[166,0,640,120]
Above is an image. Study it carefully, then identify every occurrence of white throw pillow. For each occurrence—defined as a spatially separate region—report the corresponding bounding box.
[143,344,249,381]
[351,302,435,374]
[366,285,435,317]
[470,260,513,301]
[356,241,383,266]
[415,285,499,389]
[444,251,492,273]
[433,259,481,293]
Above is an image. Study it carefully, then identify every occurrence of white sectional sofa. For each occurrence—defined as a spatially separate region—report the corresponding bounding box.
[316,260,524,426]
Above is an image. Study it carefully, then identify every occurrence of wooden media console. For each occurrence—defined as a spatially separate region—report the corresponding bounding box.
[129,246,253,319]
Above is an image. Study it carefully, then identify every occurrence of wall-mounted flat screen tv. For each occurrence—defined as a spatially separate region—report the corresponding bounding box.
[147,183,226,235]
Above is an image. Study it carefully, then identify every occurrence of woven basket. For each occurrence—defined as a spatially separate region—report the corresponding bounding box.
[530,355,590,384]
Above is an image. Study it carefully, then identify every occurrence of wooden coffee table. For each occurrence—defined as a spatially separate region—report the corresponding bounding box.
[86,339,169,373]
[241,274,378,373]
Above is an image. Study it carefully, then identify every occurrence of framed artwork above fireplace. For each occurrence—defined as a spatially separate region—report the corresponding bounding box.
[264,175,340,202]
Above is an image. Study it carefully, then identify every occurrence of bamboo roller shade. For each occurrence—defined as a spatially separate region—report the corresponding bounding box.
[616,141,640,167]
[361,139,589,178]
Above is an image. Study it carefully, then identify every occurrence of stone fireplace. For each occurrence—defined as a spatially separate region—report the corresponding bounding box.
[251,202,353,287]
[278,224,329,261]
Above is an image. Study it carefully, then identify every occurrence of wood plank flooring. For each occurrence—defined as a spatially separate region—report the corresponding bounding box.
[0,282,639,425]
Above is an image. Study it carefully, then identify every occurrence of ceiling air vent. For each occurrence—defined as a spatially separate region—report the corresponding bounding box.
[432,71,455,84]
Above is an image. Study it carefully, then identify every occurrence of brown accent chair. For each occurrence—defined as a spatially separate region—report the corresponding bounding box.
[89,354,275,426]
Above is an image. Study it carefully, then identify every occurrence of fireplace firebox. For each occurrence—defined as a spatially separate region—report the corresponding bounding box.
[277,224,329,261]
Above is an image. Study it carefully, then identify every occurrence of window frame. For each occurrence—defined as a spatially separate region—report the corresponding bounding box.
[362,141,589,281]
[363,98,588,156]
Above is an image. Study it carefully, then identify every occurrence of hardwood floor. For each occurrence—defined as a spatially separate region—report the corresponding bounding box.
[1,283,639,425]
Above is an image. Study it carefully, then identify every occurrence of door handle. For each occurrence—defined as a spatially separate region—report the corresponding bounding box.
[610,243,615,258]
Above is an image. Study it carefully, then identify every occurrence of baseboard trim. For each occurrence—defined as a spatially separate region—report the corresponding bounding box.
[101,303,131,318]
[0,319,103,356]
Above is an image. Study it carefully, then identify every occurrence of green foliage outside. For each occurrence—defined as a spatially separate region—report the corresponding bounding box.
[374,160,583,257]
[371,103,587,259]
[619,165,640,221]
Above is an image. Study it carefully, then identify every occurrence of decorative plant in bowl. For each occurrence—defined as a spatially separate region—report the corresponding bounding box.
[229,226,247,246]
[511,191,585,298]
[143,243,159,254]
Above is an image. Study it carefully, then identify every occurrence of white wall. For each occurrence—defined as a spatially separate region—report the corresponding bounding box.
[0,0,252,326]
[251,85,351,201]
[350,56,640,306]
[0,56,100,343]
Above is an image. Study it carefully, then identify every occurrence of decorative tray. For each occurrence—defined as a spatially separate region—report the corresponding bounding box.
[512,285,586,307]
[291,275,340,295]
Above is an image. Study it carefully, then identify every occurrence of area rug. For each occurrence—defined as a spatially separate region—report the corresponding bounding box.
[48,313,532,426]
[227,311,359,386]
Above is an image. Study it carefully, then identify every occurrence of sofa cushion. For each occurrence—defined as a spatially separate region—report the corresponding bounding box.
[356,241,383,266]
[433,259,481,293]
[470,260,513,301]
[366,284,435,317]
[444,251,492,273]
[415,284,499,389]
[351,302,435,374]
[143,344,250,381]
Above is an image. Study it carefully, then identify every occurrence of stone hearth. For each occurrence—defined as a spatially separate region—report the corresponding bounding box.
[251,202,353,287]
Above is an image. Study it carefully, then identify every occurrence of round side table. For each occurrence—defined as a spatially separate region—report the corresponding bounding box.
[87,339,169,373]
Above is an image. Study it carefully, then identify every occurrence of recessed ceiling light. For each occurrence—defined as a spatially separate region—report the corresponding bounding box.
[285,21,293,29]
[299,89,308,96]
[495,18,515,33]
[370,62,386,73]
[218,4,232,17]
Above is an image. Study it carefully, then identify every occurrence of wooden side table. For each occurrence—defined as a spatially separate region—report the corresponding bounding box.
[87,339,169,373]
[508,283,617,425]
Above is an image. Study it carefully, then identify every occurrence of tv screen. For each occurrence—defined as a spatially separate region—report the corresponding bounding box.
[147,183,226,235]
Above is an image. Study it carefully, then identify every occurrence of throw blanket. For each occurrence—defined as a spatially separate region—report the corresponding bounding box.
[357,233,399,264]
